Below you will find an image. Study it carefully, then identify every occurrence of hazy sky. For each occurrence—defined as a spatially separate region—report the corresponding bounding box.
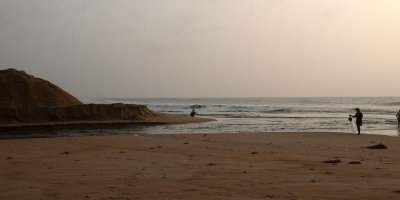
[1,0,400,98]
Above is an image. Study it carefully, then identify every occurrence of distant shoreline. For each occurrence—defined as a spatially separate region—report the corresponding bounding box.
[0,113,214,133]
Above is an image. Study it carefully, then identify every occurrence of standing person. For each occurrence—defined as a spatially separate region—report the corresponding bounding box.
[396,110,400,128]
[352,108,363,134]
[190,109,197,117]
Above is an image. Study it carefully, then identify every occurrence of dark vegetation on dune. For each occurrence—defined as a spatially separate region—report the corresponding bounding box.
[0,68,156,123]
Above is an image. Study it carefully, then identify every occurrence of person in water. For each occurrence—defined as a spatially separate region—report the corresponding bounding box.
[190,109,198,117]
[396,110,400,128]
[352,108,363,134]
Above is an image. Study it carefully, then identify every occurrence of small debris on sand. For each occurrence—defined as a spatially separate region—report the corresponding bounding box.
[207,162,216,166]
[348,161,361,164]
[365,143,387,149]
[6,156,13,159]
[322,159,341,164]
[250,152,258,154]
[60,152,70,154]
[181,189,197,192]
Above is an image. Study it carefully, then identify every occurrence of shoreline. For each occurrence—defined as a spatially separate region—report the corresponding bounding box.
[1,127,399,140]
[0,113,215,132]
[1,132,400,199]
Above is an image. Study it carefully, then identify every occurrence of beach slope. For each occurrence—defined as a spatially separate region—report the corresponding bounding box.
[1,132,400,199]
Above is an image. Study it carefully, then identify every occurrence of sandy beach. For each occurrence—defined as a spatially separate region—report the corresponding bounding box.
[1,132,400,200]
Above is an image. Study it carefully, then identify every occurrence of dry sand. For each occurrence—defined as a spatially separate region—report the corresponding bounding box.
[1,132,400,200]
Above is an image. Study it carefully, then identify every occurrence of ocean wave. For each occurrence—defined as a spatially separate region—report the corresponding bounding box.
[186,104,207,109]
[160,110,181,113]
[260,108,292,113]
[207,113,346,119]
[224,110,248,113]
[212,104,226,107]
[378,102,400,106]
[359,109,397,115]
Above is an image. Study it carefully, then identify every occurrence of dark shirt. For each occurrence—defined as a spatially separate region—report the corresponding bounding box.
[190,110,197,117]
[354,112,363,125]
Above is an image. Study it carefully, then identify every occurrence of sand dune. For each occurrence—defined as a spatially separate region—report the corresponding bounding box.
[0,68,213,131]
[0,68,82,108]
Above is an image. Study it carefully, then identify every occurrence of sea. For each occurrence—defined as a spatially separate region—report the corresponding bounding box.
[3,97,400,138]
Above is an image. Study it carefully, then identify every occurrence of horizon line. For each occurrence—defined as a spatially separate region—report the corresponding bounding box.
[78,96,400,99]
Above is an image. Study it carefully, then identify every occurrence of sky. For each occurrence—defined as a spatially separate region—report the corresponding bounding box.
[1,0,400,98]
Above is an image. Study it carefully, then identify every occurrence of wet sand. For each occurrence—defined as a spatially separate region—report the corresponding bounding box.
[1,132,400,199]
[0,113,214,131]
